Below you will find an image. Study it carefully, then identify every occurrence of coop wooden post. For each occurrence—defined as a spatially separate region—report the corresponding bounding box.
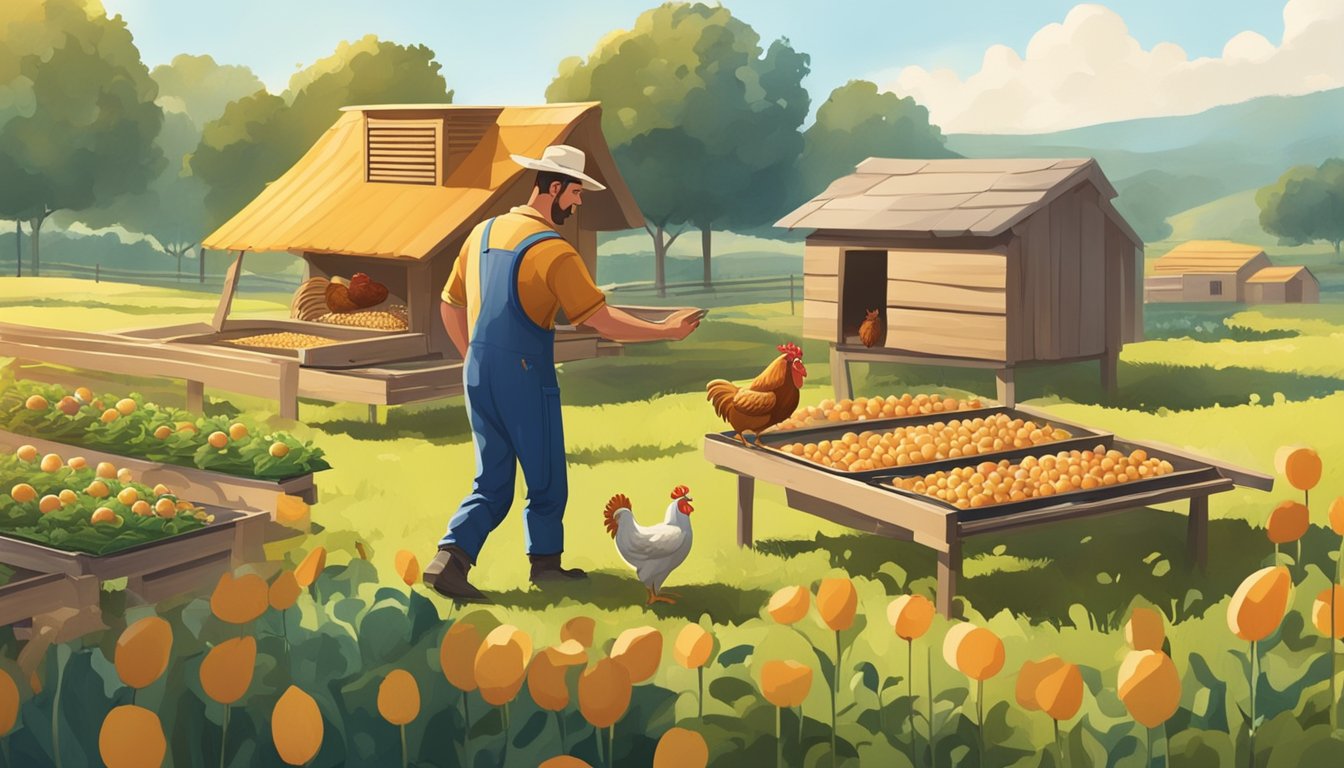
[211,250,245,332]
[277,359,299,420]
[736,473,755,548]
[186,379,204,413]
[1187,494,1209,572]
[936,536,962,619]
[1100,350,1120,396]
[830,344,853,401]
[995,367,1016,407]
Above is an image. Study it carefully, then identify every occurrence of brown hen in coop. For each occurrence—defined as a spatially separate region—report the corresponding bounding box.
[859,308,884,348]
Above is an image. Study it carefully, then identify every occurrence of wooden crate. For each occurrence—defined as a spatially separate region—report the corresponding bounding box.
[0,430,318,522]
[0,568,103,642]
[0,505,267,604]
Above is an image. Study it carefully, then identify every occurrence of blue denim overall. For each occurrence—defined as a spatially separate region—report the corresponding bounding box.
[438,218,568,561]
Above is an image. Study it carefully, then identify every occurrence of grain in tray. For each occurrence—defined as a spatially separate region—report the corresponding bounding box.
[775,412,1070,473]
[227,332,339,350]
[890,445,1177,510]
[772,393,984,431]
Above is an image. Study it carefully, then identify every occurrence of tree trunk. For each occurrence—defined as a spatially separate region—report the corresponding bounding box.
[13,220,20,278]
[199,246,206,283]
[653,225,667,299]
[28,210,48,278]
[701,227,712,288]
[1334,240,1340,259]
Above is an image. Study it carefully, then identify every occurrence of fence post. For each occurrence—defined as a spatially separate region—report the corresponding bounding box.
[790,274,796,315]
[95,264,99,283]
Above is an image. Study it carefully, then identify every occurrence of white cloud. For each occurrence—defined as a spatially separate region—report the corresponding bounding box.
[887,0,1344,134]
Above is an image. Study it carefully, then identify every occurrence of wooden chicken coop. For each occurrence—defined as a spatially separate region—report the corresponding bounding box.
[777,158,1145,406]
[0,103,674,418]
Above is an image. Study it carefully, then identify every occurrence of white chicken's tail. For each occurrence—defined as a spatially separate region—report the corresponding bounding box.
[604,494,631,538]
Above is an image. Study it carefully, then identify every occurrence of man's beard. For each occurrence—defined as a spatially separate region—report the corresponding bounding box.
[552,197,574,225]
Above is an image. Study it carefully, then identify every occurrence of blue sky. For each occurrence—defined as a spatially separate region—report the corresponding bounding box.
[103,0,1287,111]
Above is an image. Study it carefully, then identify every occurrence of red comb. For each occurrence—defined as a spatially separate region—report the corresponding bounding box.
[776,342,803,360]
[671,485,691,499]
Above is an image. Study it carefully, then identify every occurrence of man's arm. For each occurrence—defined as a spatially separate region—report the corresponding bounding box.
[441,301,469,358]
[580,305,698,343]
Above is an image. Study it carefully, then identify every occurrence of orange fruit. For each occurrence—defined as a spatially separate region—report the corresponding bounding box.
[153,426,173,440]
[91,507,117,525]
[115,398,137,416]
[10,484,37,504]
[176,422,197,434]
[74,386,93,403]
[100,409,119,423]
[269,442,290,458]
[38,495,61,514]
[228,423,248,441]
[58,489,77,505]
[131,500,152,517]
[152,484,170,497]
[15,445,38,462]
[67,456,87,470]
[117,468,132,483]
[96,462,116,479]
[153,498,176,518]
[117,488,139,506]
[40,454,62,472]
[24,395,48,410]
[57,396,80,415]
[87,480,110,499]
[208,432,229,449]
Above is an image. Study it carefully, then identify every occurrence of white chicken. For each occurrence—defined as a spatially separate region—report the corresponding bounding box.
[603,485,695,605]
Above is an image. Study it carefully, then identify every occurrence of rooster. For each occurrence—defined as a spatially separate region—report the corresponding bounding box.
[706,342,807,447]
[604,486,695,605]
[348,272,389,308]
[859,308,883,348]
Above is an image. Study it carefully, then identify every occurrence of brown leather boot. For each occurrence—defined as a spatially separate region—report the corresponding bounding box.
[424,546,489,602]
[529,553,587,583]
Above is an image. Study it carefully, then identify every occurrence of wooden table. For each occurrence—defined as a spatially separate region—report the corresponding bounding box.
[703,411,1272,616]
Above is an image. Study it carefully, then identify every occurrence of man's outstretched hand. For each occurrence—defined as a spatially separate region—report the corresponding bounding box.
[665,309,702,341]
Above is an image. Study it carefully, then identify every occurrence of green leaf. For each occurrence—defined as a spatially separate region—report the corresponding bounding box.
[716,644,753,667]
[512,710,549,749]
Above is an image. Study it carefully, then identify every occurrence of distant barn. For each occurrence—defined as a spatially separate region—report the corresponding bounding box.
[778,157,1144,406]
[1144,241,1318,304]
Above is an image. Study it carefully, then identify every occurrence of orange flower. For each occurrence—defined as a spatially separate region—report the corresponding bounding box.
[579,657,632,729]
[1117,650,1181,728]
[440,622,483,692]
[1227,566,1293,642]
[611,626,663,684]
[673,624,714,669]
[943,624,1005,681]
[653,726,710,768]
[816,578,857,631]
[760,659,813,708]
[561,615,597,648]
[99,705,166,768]
[527,651,572,711]
[1275,446,1322,491]
[1124,607,1165,652]
[1330,497,1344,537]
[295,547,327,587]
[378,670,420,726]
[211,572,268,624]
[1266,500,1310,544]
[539,756,593,767]
[545,639,589,667]
[474,625,531,706]
[1312,586,1344,639]
[272,685,324,766]
[1037,660,1084,722]
[114,616,173,689]
[887,595,935,641]
[200,636,256,705]
[0,668,16,735]
[767,586,810,625]
[269,570,301,612]
[394,550,419,587]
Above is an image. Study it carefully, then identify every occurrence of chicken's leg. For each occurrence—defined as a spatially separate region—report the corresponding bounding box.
[735,432,751,448]
[645,586,676,605]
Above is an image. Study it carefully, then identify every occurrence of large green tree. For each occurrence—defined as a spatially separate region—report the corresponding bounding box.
[190,35,452,231]
[547,3,810,293]
[151,53,265,129]
[797,80,954,203]
[0,0,165,276]
[1257,158,1344,258]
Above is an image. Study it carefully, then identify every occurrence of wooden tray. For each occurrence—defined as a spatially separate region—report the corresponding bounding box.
[0,567,101,632]
[0,430,318,518]
[867,439,1223,522]
[749,406,1110,480]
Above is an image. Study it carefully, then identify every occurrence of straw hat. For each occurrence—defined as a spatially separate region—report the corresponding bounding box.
[510,145,606,191]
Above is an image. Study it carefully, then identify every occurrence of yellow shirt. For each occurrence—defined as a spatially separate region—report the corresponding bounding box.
[442,206,606,334]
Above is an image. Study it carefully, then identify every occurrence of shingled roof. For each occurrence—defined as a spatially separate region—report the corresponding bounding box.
[1151,241,1267,274]
[776,157,1140,245]
[1246,265,1315,284]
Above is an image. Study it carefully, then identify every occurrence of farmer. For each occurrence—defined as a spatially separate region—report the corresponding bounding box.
[424,145,700,602]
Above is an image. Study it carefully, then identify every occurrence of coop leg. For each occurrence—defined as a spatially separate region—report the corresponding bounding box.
[1100,351,1119,397]
[830,345,853,401]
[1187,494,1209,572]
[368,404,378,424]
[994,368,1016,407]
[186,380,204,413]
[737,474,755,549]
[936,539,962,619]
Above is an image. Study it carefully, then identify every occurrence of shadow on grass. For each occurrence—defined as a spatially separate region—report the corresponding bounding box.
[762,506,1326,629]
[479,570,772,625]
[568,443,695,467]
[859,360,1344,413]
[310,403,473,443]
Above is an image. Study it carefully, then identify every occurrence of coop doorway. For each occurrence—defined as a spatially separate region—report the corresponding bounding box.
[1286,279,1303,303]
[841,250,887,345]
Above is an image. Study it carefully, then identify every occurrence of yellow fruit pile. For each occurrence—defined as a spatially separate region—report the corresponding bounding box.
[314,306,408,331]
[776,413,1072,473]
[227,333,340,350]
[890,445,1177,510]
[773,394,985,431]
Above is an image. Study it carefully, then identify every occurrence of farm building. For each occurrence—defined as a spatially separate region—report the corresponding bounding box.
[0,103,682,419]
[777,157,1145,406]
[1244,265,1320,304]
[1144,241,1270,303]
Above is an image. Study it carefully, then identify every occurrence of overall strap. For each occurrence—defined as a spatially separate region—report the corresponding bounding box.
[477,217,496,285]
[509,231,565,330]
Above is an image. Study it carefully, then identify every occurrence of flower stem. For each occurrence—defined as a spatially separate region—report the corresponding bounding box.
[461,690,472,767]
[555,710,567,752]
[608,724,615,768]
[698,666,705,720]
[1145,726,1152,767]
[52,655,64,768]
[219,704,230,768]
[907,638,916,766]
[831,630,840,764]
[501,704,510,768]
[928,646,936,768]
[1163,722,1170,768]
[400,724,407,768]
[1054,718,1065,768]
[798,702,803,745]
[1250,640,1258,768]
[776,706,783,768]
[977,679,984,767]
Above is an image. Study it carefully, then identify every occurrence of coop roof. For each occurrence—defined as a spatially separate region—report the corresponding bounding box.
[1246,265,1315,284]
[1150,241,1267,274]
[203,103,643,260]
[775,157,1142,245]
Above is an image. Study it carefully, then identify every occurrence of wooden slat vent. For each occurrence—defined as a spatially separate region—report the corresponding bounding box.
[367,119,439,185]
